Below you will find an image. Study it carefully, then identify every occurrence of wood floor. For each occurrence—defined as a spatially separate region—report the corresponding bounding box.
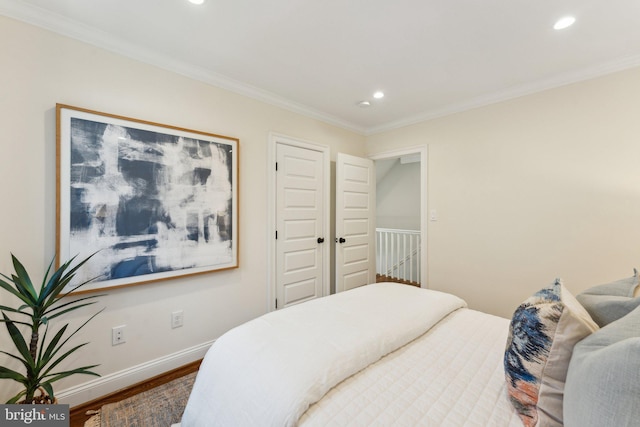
[376,274,420,287]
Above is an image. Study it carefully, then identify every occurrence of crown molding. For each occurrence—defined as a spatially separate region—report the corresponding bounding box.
[3,0,640,137]
[0,0,367,135]
[366,53,640,135]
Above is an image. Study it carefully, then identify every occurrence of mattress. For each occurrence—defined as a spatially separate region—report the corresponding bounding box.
[299,308,522,427]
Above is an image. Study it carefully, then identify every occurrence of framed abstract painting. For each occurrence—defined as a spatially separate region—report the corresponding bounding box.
[56,104,238,293]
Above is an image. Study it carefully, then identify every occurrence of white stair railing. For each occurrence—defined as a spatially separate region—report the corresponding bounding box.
[376,228,421,284]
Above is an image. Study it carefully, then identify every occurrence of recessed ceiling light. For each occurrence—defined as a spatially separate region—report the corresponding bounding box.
[357,101,371,108]
[189,0,205,4]
[554,16,576,30]
[373,91,385,99]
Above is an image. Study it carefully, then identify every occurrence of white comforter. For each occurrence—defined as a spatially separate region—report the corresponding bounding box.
[180,283,466,427]
[299,308,522,426]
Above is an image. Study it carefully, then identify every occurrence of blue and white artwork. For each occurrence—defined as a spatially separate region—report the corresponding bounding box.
[58,107,237,290]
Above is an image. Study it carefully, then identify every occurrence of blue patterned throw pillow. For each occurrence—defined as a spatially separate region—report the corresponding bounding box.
[504,279,598,427]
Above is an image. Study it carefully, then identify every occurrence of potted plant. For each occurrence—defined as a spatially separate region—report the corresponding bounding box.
[0,253,103,404]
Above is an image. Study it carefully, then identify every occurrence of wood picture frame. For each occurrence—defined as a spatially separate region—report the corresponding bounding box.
[56,104,238,293]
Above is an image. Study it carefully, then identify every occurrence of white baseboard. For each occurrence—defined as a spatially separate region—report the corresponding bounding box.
[58,340,213,407]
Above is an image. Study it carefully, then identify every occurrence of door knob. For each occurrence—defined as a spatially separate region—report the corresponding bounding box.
[317,237,325,244]
[336,237,346,244]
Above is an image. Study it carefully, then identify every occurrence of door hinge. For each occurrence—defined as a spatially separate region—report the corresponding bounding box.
[275,230,278,239]
[275,299,278,309]
[275,162,278,171]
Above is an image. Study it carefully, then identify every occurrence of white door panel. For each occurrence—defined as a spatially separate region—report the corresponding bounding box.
[344,219,369,236]
[276,144,325,307]
[284,278,318,304]
[335,153,375,292]
[343,270,370,291]
[343,244,369,264]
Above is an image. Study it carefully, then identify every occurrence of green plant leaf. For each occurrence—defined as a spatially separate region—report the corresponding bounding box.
[45,301,99,322]
[40,252,98,306]
[47,274,102,308]
[41,382,54,401]
[0,349,32,373]
[0,319,31,327]
[0,365,27,382]
[0,304,31,316]
[44,294,103,318]
[2,313,34,368]
[6,389,26,404]
[0,276,33,306]
[38,254,89,306]
[0,307,24,315]
[58,252,97,283]
[43,365,100,384]
[38,259,73,305]
[11,276,35,304]
[39,307,104,376]
[10,254,38,303]
[36,321,51,367]
[41,343,88,377]
[38,324,68,368]
[39,256,56,294]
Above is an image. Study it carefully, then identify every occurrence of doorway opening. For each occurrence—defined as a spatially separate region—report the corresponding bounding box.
[370,146,427,288]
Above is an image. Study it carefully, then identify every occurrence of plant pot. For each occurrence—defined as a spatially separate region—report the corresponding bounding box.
[19,387,58,405]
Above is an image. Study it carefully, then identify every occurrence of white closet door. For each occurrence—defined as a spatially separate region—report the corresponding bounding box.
[335,153,375,292]
[276,143,325,308]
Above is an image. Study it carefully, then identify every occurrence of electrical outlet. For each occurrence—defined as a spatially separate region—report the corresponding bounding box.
[171,310,184,329]
[112,325,126,346]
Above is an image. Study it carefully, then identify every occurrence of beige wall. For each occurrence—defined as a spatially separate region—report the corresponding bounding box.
[0,16,365,404]
[367,66,640,318]
[376,160,421,230]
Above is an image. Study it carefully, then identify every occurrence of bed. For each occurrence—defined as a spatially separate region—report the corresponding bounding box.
[178,278,640,427]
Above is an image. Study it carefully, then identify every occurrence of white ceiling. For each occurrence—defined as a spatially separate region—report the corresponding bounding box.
[2,0,640,134]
